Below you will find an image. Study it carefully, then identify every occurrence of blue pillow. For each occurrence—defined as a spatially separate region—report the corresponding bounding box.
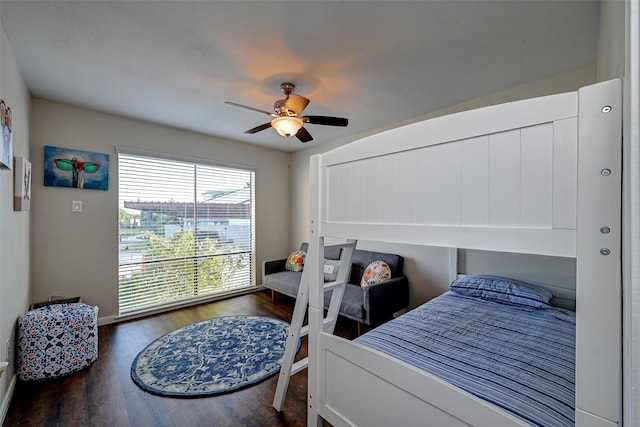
[449,274,553,309]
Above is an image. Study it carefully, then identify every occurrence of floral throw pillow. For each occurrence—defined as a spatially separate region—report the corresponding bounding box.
[360,260,392,288]
[285,250,306,272]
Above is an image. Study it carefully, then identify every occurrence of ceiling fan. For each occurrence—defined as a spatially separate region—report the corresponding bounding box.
[225,82,348,143]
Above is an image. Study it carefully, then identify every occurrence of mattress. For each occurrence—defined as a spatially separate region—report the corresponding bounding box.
[355,291,575,426]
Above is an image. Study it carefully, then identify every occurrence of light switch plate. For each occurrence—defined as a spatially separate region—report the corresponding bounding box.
[72,200,83,212]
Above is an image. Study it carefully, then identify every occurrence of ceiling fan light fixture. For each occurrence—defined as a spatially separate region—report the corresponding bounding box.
[226,82,348,143]
[271,116,303,137]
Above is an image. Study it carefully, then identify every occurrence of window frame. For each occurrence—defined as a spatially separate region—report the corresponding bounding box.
[116,146,256,315]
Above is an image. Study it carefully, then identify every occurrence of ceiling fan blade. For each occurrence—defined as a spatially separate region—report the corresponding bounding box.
[295,126,313,143]
[303,116,349,127]
[245,122,272,134]
[285,94,310,115]
[225,101,275,117]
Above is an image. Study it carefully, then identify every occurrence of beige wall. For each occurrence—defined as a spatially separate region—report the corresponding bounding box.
[290,65,597,307]
[0,21,31,420]
[597,0,626,81]
[29,99,291,321]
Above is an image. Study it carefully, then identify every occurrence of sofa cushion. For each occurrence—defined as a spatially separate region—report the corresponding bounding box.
[300,242,342,260]
[285,250,306,272]
[360,261,392,288]
[264,271,303,298]
[324,284,364,321]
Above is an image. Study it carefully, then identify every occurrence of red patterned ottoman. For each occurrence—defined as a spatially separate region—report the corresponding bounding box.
[17,303,99,381]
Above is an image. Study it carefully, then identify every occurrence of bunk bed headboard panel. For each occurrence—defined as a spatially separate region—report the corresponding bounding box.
[319,91,579,257]
[309,79,621,427]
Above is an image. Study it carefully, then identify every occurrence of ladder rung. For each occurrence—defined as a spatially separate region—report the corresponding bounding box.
[291,358,308,375]
[323,280,344,291]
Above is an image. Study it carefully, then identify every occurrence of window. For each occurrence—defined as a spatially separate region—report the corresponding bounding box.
[118,151,255,314]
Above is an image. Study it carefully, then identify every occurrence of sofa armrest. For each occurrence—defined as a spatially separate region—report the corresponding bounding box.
[263,258,287,277]
[363,276,409,327]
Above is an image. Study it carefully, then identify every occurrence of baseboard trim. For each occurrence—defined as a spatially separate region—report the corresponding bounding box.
[98,287,265,326]
[0,374,16,425]
[97,315,119,326]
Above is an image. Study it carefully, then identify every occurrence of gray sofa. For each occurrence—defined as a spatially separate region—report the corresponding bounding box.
[263,243,409,331]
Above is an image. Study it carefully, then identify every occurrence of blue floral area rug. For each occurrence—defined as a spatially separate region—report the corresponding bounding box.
[131,315,295,397]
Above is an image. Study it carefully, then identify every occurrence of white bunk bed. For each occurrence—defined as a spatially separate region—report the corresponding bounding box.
[306,79,621,427]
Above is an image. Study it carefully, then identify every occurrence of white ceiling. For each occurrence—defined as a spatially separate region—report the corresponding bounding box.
[1,1,600,152]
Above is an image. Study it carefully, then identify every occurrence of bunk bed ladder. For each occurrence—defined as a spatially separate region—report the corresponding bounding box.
[272,240,357,412]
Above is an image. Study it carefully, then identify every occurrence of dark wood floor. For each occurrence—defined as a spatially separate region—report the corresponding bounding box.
[3,290,358,427]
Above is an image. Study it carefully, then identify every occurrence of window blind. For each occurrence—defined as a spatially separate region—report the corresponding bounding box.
[118,152,255,314]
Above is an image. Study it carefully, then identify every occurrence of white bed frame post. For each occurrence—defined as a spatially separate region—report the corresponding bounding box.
[575,79,622,426]
[307,154,326,427]
[305,155,359,426]
[448,247,458,284]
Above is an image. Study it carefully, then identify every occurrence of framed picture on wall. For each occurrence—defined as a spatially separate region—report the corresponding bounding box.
[0,99,13,170]
[14,156,31,211]
[44,146,109,190]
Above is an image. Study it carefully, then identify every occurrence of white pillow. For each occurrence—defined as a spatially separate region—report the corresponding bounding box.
[323,260,340,282]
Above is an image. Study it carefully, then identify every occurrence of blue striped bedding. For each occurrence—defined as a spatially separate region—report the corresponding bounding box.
[355,291,575,426]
